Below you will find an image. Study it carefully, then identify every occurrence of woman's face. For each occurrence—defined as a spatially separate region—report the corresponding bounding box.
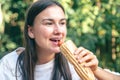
[28,5,67,54]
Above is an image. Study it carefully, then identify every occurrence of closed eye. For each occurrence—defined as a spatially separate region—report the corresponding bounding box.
[45,22,53,25]
[60,20,66,26]
[60,22,66,25]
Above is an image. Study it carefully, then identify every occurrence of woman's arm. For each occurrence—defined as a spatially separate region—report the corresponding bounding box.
[93,67,120,80]
[75,47,120,80]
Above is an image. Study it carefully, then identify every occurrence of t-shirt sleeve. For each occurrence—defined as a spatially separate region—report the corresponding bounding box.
[0,50,20,80]
[0,48,24,80]
[0,57,13,80]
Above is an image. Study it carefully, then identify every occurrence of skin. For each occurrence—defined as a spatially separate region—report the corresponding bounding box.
[28,4,98,70]
[27,3,120,80]
[74,47,98,71]
[93,67,120,80]
[28,5,67,64]
[75,47,120,80]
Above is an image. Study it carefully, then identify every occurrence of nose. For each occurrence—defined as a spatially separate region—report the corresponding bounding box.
[53,24,63,35]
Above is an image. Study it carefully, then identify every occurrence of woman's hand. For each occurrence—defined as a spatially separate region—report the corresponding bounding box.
[74,47,98,71]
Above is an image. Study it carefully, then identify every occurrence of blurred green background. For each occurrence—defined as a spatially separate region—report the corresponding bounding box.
[0,0,120,72]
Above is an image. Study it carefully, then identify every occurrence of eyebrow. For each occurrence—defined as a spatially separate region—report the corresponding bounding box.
[41,18,67,22]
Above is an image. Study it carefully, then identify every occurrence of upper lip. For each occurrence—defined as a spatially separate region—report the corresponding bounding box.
[50,37,62,42]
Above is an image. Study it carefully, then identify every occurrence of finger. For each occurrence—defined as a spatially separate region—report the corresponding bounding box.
[78,52,94,63]
[77,48,91,60]
[84,58,96,67]
[77,50,88,60]
[84,56,99,71]
[79,49,90,57]
[85,61,98,71]
[74,47,84,55]
[74,47,85,59]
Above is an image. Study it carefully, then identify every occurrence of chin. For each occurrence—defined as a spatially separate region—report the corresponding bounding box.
[53,49,61,53]
[52,47,60,52]
[55,50,60,53]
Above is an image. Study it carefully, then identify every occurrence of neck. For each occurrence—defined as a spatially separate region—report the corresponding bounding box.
[36,51,55,65]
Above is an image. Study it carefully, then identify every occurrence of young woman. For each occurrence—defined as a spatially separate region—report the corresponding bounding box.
[0,0,98,80]
[0,0,119,80]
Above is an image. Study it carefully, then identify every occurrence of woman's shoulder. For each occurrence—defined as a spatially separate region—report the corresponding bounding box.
[0,47,24,79]
[0,47,25,65]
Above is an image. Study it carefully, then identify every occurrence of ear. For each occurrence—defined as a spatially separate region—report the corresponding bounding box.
[28,25,35,39]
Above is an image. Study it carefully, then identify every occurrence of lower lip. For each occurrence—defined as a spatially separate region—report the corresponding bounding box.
[51,41,59,46]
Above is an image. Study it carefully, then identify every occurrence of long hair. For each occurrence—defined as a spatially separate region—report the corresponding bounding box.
[16,0,72,80]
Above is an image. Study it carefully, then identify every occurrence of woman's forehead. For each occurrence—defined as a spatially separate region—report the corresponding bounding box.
[35,5,66,21]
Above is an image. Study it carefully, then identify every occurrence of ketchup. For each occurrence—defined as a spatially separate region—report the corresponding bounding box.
[58,40,63,46]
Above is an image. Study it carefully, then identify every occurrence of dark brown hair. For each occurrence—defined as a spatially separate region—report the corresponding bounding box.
[16,0,72,80]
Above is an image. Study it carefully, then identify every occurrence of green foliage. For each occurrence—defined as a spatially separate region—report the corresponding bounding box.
[0,33,17,58]
[0,0,31,57]
[59,0,120,72]
[0,0,120,72]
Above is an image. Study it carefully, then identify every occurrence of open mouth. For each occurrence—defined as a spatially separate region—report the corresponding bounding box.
[50,38,62,45]
[50,38,63,46]
[50,39,60,42]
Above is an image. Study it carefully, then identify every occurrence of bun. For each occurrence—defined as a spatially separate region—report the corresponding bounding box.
[60,40,95,80]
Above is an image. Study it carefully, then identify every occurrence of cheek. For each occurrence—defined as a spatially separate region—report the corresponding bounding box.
[33,28,52,46]
[35,27,53,38]
[40,29,51,37]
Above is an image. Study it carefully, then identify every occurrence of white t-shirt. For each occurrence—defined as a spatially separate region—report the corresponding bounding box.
[1,48,119,80]
[0,48,81,80]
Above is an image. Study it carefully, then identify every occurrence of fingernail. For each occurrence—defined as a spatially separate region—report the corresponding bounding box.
[79,60,82,63]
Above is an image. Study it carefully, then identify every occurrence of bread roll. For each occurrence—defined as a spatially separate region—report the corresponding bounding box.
[59,40,95,80]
